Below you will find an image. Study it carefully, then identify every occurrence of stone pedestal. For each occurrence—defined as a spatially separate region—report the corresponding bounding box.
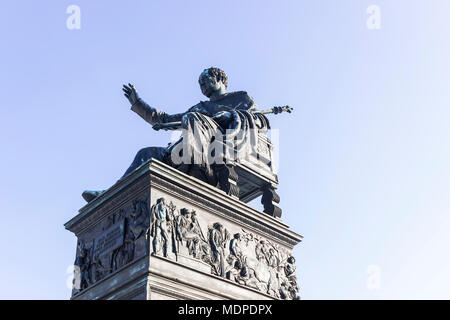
[65,160,302,300]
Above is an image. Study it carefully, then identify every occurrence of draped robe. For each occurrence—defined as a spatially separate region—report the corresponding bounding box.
[126,91,270,180]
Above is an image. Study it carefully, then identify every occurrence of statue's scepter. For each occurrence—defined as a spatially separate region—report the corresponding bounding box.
[152,105,293,131]
[257,105,293,115]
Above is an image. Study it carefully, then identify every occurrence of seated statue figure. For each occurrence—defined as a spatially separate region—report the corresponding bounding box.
[82,67,271,203]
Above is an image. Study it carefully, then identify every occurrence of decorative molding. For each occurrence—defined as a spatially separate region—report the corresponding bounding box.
[66,175,150,236]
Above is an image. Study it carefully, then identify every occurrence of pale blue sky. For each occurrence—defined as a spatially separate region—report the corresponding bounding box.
[0,0,449,299]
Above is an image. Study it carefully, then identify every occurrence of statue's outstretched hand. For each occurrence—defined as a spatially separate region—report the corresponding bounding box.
[122,83,140,105]
[152,123,163,131]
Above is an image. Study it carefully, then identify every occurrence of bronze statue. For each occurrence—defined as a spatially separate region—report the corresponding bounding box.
[82,67,292,218]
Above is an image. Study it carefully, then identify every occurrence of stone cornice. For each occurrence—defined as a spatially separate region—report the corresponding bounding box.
[65,159,303,246]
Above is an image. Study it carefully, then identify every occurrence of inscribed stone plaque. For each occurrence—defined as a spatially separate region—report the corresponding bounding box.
[93,221,125,257]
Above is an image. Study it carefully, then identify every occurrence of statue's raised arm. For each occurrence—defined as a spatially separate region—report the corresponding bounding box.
[122,83,139,106]
[122,83,184,130]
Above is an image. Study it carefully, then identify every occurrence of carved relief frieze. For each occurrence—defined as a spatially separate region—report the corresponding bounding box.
[147,197,300,300]
[72,195,300,300]
[72,198,150,296]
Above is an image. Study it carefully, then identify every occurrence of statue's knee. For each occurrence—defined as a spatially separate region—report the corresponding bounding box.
[134,147,152,162]
[135,147,148,157]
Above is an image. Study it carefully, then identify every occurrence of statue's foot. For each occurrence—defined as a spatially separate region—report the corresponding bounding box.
[82,190,105,202]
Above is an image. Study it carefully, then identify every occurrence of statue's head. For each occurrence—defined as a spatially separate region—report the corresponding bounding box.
[213,222,223,231]
[180,208,190,218]
[198,67,228,98]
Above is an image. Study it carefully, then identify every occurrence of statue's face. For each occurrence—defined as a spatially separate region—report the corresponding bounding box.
[198,72,222,97]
